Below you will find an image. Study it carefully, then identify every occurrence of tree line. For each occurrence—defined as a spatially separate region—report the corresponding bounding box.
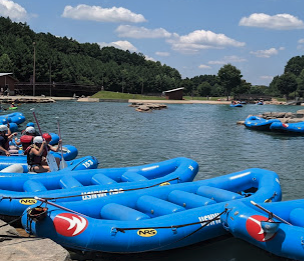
[0,16,302,99]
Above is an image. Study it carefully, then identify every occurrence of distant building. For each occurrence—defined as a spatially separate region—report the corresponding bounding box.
[0,73,18,95]
[163,87,184,100]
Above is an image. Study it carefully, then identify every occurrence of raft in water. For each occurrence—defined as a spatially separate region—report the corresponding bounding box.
[244,116,280,131]
[0,157,198,218]
[22,167,281,253]
[221,199,304,261]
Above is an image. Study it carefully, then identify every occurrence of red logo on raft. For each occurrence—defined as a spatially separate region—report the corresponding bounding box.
[246,215,276,242]
[53,213,88,237]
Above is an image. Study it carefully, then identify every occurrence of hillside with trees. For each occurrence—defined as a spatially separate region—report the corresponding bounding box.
[0,16,302,99]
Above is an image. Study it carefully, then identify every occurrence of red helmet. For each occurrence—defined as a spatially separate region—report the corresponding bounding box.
[42,133,52,142]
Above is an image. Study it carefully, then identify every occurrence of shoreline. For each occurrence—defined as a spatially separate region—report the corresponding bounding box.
[0,96,291,105]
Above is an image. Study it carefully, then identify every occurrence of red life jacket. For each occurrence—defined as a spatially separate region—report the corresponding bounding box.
[20,135,34,151]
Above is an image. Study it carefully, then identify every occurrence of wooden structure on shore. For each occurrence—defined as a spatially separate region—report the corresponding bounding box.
[163,87,184,100]
[0,73,18,96]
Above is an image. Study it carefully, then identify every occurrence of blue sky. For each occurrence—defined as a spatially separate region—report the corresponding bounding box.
[1,0,304,86]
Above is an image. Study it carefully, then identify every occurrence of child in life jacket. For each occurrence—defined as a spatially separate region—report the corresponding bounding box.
[0,124,17,156]
[26,135,61,173]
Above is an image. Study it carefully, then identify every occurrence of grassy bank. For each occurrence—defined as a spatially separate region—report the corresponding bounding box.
[92,91,165,100]
[91,91,286,102]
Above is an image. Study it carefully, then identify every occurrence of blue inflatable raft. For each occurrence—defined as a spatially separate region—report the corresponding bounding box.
[270,121,304,134]
[0,157,197,218]
[221,199,304,261]
[2,112,25,125]
[244,116,281,131]
[0,144,78,172]
[22,168,281,253]
[230,104,243,107]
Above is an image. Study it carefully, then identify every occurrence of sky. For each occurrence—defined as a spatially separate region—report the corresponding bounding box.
[1,0,304,86]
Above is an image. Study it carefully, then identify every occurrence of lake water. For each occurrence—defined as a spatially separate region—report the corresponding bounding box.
[10,101,304,260]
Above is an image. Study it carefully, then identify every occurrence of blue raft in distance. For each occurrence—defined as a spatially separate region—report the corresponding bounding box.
[221,199,304,261]
[244,116,281,131]
[22,167,281,253]
[230,104,243,107]
[0,157,198,218]
[2,112,26,125]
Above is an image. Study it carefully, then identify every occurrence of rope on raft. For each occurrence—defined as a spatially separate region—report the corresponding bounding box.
[0,177,181,201]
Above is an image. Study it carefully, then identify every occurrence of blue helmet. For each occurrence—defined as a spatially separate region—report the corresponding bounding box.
[26,122,35,127]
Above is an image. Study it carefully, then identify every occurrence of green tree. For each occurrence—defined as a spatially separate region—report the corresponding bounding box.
[218,64,242,100]
[197,81,211,97]
[276,73,298,99]
[297,69,304,97]
[0,53,14,72]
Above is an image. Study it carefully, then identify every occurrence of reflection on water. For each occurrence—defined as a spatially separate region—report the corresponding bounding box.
[9,101,303,260]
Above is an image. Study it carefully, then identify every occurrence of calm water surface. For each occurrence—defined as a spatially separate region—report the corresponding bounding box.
[10,101,304,260]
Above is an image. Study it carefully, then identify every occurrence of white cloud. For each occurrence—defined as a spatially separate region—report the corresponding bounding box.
[208,55,246,65]
[208,60,226,65]
[198,64,211,69]
[167,30,245,54]
[98,41,138,52]
[239,13,304,30]
[0,0,27,21]
[144,55,155,61]
[155,52,170,57]
[298,39,304,44]
[116,25,171,38]
[260,76,273,80]
[62,4,146,23]
[250,47,282,58]
[223,55,247,63]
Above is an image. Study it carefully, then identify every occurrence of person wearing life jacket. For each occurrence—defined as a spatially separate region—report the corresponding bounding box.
[0,125,17,156]
[27,134,61,173]
[26,136,48,172]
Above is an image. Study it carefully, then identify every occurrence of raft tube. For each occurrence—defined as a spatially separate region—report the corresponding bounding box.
[4,112,25,125]
[221,199,304,261]
[22,167,281,253]
[244,116,281,131]
[0,157,197,218]
[270,121,304,134]
[0,144,79,172]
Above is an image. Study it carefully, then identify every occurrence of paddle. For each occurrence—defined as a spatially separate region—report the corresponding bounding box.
[250,201,292,225]
[56,117,68,169]
[30,108,59,172]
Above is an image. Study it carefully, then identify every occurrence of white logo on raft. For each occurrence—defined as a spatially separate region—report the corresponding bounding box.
[54,213,88,237]
[81,188,124,200]
[198,213,221,226]
[82,159,94,168]
[188,165,194,171]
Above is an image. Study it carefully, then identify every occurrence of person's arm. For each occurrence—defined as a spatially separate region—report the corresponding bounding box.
[48,140,62,152]
[14,137,21,145]
[31,142,47,156]
[0,145,9,156]
[7,132,17,141]
[6,122,11,136]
